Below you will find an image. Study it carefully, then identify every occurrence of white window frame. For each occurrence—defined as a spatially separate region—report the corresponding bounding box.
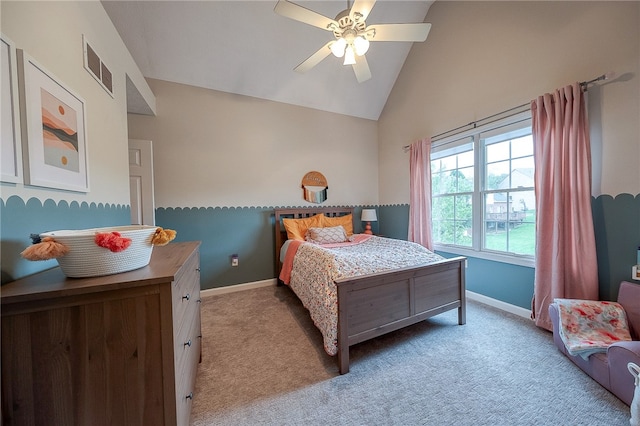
[431,110,535,268]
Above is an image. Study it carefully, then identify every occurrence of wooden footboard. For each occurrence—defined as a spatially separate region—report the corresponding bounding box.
[335,256,466,374]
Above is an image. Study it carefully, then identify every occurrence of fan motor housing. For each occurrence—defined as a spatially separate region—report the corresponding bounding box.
[332,9,366,39]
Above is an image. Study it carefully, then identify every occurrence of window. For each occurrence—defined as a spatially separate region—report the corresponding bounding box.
[430,111,535,266]
[431,138,474,248]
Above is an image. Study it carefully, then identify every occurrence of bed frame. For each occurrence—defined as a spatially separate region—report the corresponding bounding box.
[274,207,466,374]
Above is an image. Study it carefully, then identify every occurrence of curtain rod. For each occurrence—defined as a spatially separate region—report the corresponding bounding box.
[402,72,615,151]
[580,71,616,88]
[402,103,528,151]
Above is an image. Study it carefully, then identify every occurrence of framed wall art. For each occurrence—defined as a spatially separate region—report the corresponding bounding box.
[1,34,23,183]
[19,50,89,192]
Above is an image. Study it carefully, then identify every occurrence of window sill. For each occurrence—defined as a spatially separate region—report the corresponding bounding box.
[434,244,535,268]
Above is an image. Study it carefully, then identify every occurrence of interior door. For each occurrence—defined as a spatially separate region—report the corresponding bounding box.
[128,139,155,225]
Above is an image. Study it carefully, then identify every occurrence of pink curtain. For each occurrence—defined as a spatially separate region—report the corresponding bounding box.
[530,83,599,331]
[408,137,434,250]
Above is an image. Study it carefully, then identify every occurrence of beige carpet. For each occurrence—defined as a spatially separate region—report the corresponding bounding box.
[189,285,630,425]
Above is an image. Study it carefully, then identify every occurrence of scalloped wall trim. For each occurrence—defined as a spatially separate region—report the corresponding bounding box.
[1,195,130,210]
[1,195,130,283]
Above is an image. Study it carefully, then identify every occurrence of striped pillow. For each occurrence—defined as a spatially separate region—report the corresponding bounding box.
[306,226,347,244]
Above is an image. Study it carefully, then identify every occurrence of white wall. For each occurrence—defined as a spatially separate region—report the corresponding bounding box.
[128,78,379,208]
[1,0,154,205]
[378,1,640,204]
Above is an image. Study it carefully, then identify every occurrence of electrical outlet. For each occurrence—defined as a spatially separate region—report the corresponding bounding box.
[231,254,239,267]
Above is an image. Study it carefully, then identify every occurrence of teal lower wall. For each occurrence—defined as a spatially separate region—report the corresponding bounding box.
[156,206,374,289]
[378,204,410,240]
[593,193,640,301]
[3,194,638,303]
[156,207,276,289]
[1,195,130,283]
[440,252,535,309]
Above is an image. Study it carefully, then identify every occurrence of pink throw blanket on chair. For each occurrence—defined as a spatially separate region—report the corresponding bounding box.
[555,299,632,359]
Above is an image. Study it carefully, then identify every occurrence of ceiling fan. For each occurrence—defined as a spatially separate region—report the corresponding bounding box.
[274,0,432,83]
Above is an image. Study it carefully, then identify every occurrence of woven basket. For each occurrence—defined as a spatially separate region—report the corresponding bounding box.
[41,225,158,278]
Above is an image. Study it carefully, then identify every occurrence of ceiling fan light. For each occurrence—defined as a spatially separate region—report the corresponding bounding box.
[343,45,356,65]
[330,38,347,58]
[353,36,370,56]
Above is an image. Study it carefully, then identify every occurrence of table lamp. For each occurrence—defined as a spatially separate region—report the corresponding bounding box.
[361,209,377,235]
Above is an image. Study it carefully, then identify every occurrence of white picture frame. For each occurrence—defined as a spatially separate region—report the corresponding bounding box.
[1,34,23,183]
[19,50,89,192]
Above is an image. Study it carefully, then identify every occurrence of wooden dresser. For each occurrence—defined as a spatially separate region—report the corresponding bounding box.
[1,241,201,426]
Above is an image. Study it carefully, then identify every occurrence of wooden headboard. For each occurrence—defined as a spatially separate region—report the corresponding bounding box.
[274,207,354,277]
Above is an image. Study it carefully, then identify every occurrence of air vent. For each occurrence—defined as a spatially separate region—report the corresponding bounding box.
[83,35,113,97]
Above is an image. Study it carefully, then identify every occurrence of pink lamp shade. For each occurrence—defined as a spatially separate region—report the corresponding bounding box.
[361,209,377,235]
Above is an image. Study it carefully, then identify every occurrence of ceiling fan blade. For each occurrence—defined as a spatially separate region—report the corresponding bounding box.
[350,0,376,22]
[368,23,432,42]
[352,54,372,83]
[274,0,337,31]
[294,41,333,73]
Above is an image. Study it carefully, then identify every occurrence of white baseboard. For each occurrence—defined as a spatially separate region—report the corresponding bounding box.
[201,281,531,320]
[200,278,277,298]
[466,290,531,319]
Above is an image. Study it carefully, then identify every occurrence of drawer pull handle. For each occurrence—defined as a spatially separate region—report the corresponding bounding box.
[184,339,192,347]
[182,293,191,301]
[186,392,194,400]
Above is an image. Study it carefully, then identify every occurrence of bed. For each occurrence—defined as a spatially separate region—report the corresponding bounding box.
[274,207,466,374]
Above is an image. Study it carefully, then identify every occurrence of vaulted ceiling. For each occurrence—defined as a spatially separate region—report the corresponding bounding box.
[102,0,434,120]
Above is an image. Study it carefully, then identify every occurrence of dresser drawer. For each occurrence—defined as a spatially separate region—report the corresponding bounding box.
[172,251,200,327]
[175,303,201,376]
[173,269,200,361]
[175,309,201,426]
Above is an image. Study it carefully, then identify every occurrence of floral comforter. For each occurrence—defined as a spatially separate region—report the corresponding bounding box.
[555,298,632,359]
[283,235,444,356]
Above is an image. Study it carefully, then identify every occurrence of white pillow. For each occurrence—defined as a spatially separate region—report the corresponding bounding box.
[305,226,347,244]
